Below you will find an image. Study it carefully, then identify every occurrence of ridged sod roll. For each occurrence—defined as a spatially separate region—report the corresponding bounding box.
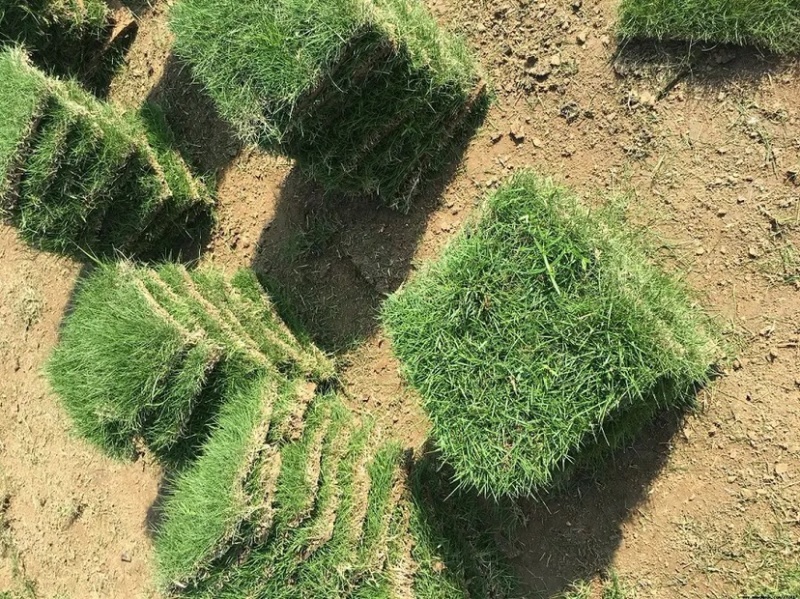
[155,391,517,598]
[383,172,721,497]
[47,262,333,465]
[0,48,213,258]
[170,0,488,209]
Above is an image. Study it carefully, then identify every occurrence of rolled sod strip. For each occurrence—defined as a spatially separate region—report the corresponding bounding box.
[0,48,213,257]
[170,0,488,209]
[383,171,721,497]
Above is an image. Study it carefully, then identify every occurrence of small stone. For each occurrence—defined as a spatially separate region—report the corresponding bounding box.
[695,247,706,256]
[509,126,525,144]
[741,489,754,500]
[732,359,742,371]
[638,90,657,107]
[532,138,543,149]
[600,35,610,46]
[121,552,132,563]
[748,247,761,259]
[717,209,727,217]
[550,54,562,67]
[490,131,504,144]
[775,463,790,477]
[737,196,746,204]
[577,31,588,45]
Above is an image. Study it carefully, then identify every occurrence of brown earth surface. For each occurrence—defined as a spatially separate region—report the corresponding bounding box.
[1,0,799,597]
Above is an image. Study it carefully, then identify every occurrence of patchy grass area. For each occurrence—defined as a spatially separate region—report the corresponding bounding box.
[170,0,487,208]
[618,0,800,53]
[383,172,720,497]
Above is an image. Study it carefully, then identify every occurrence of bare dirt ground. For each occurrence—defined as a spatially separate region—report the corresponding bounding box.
[0,0,798,597]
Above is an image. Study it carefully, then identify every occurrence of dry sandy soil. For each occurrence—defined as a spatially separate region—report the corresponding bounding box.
[1,0,799,597]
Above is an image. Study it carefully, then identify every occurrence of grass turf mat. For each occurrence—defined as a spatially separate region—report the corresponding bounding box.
[0,48,213,258]
[0,0,111,77]
[170,0,487,209]
[618,0,800,53]
[382,172,720,497]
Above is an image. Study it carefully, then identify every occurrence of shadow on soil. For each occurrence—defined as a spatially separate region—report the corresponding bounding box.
[250,145,473,354]
[145,53,243,178]
[614,39,800,99]
[493,408,687,597]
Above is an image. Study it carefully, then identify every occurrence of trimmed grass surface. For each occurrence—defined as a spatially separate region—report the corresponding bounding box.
[170,0,488,209]
[618,0,800,53]
[0,48,212,258]
[383,172,720,497]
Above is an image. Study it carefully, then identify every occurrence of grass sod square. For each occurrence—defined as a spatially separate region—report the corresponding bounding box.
[15,102,136,254]
[169,0,487,208]
[382,172,720,497]
[155,372,285,589]
[618,0,800,53]
[156,390,339,590]
[46,263,199,458]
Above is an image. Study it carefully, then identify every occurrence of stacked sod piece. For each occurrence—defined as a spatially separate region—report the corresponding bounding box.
[48,261,333,464]
[618,0,800,53]
[383,172,720,497]
[0,0,112,77]
[155,386,516,598]
[0,48,213,257]
[170,0,488,209]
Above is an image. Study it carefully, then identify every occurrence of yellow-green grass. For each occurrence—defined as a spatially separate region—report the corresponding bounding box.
[169,0,488,209]
[0,48,212,258]
[383,172,720,497]
[618,0,800,53]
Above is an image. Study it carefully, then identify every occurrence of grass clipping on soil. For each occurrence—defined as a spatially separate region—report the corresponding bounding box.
[170,0,488,209]
[47,261,333,464]
[618,0,800,53]
[0,47,212,258]
[382,172,720,497]
[0,0,111,77]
